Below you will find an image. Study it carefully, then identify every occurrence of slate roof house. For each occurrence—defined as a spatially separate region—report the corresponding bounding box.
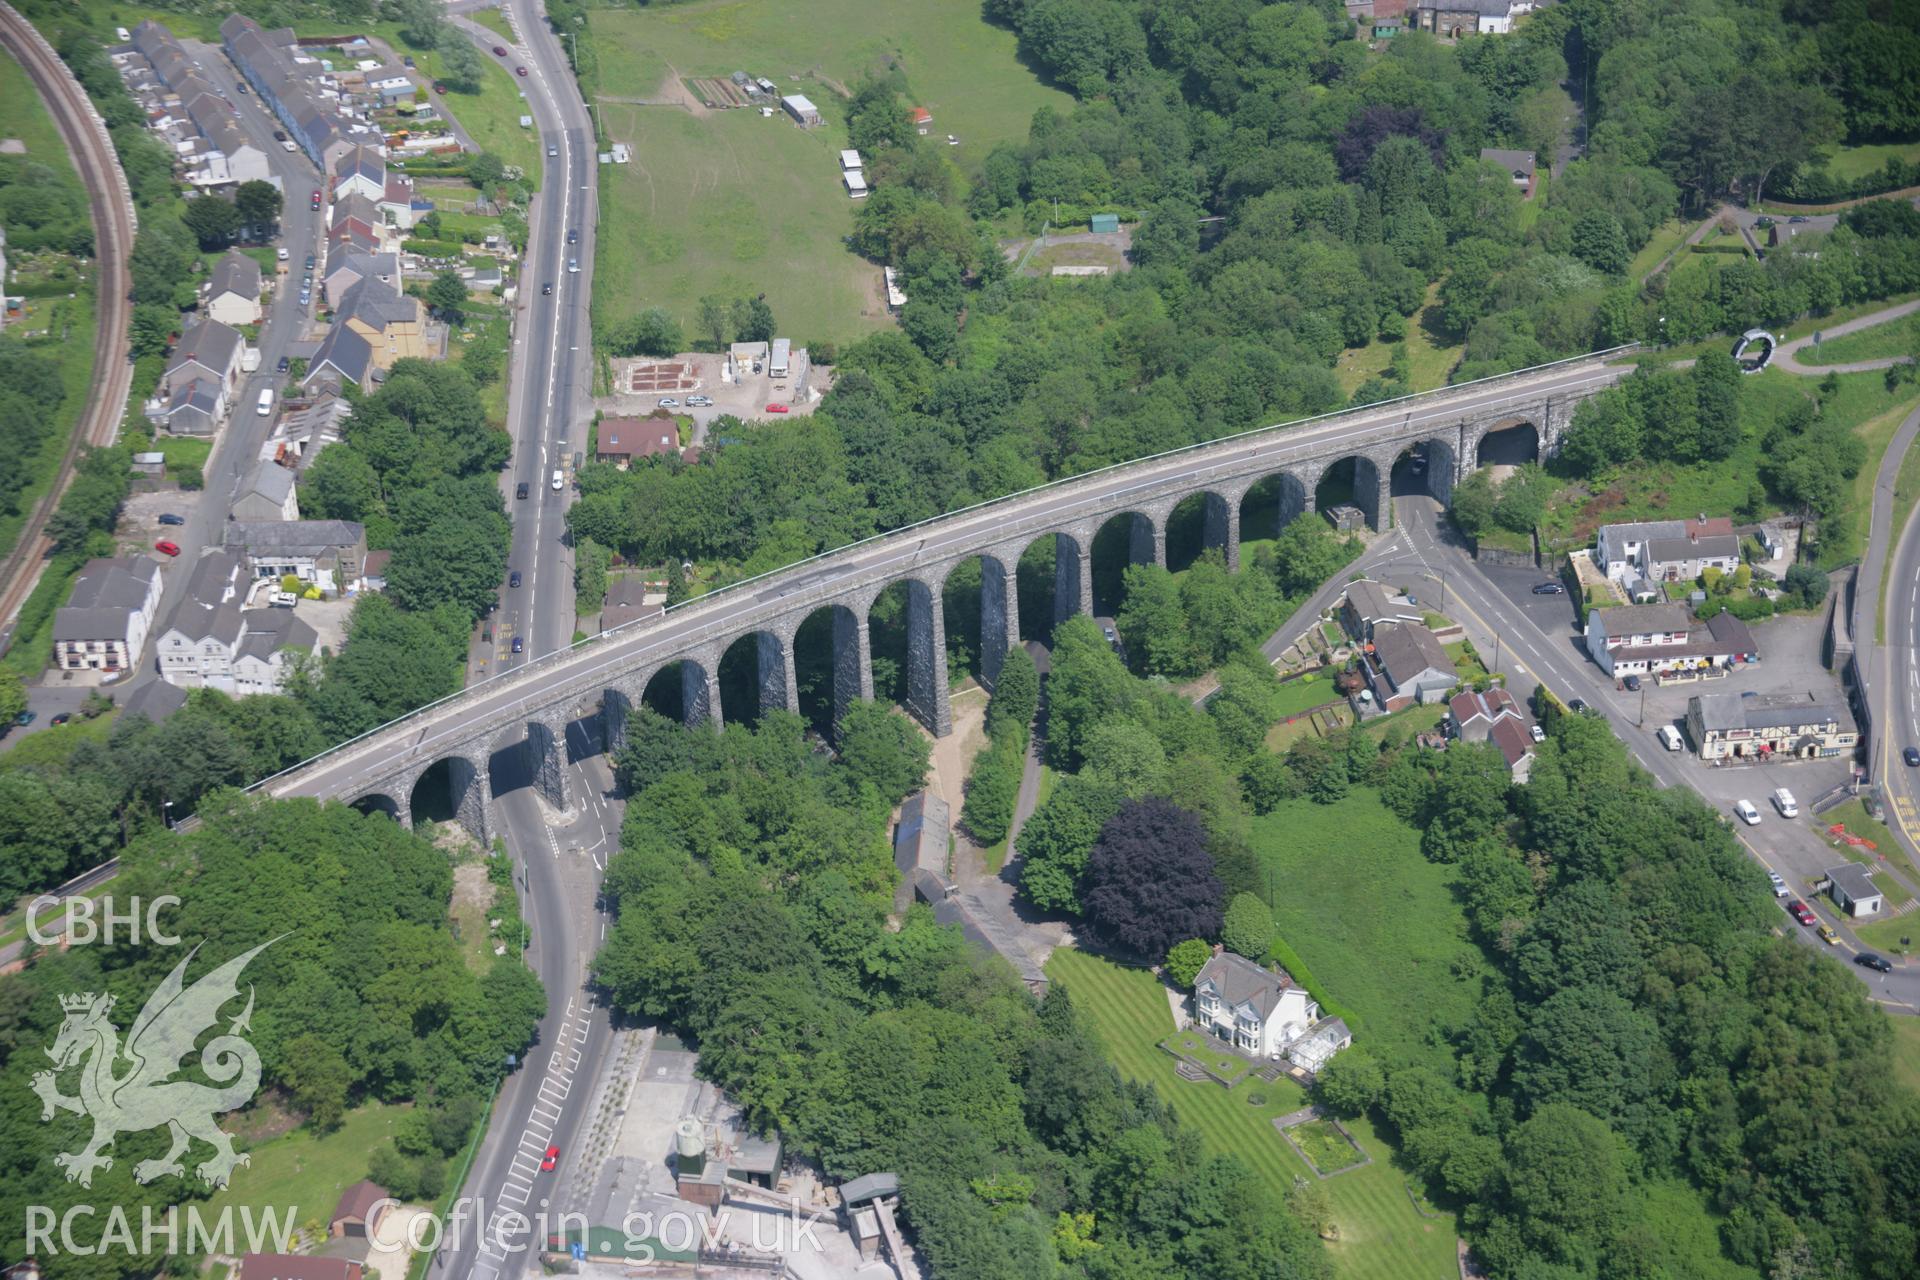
[157,602,317,695]
[1684,691,1855,762]
[1191,949,1350,1070]
[225,520,367,592]
[1340,578,1423,643]
[1479,147,1536,194]
[1585,604,1758,677]
[52,558,163,674]
[1361,622,1457,710]
[205,250,264,326]
[304,323,375,393]
[233,461,299,522]
[148,317,245,434]
[1594,516,1739,596]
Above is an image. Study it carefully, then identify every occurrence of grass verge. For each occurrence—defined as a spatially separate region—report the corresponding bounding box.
[204,1101,407,1241]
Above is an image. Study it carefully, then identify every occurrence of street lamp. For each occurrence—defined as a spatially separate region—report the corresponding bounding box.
[162,800,174,831]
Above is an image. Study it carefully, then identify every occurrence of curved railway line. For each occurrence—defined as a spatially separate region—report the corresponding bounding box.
[0,3,136,650]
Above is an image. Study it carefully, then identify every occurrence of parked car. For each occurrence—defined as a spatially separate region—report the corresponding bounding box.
[540,1144,559,1171]
[509,570,523,588]
[402,55,415,68]
[310,190,322,209]
[1904,746,1920,767]
[1623,674,1641,692]
[277,247,289,261]
[657,397,679,408]
[1816,923,1839,945]
[1789,215,1810,224]
[157,513,185,526]
[492,45,509,56]
[154,540,180,557]
[433,82,447,94]
[272,129,288,142]
[14,711,35,727]
[765,402,790,413]
[551,469,564,491]
[50,713,70,726]
[1567,698,1589,713]
[304,253,315,270]
[687,395,713,407]
[1735,798,1761,825]
[516,66,528,77]
[277,355,290,373]
[516,482,530,499]
[511,635,525,654]
[1530,581,1565,595]
[1528,723,1546,743]
[1767,871,1788,898]
[1856,952,1894,973]
[1786,898,1817,926]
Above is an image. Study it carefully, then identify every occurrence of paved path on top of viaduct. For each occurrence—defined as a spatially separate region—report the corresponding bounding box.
[264,351,1632,839]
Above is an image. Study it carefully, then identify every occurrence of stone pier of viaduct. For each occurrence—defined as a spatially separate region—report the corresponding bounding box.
[267,353,1629,841]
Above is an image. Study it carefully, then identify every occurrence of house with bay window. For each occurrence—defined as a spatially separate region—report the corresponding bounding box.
[1191,949,1319,1059]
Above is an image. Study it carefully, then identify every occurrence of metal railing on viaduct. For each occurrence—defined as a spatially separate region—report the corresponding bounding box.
[258,349,1635,840]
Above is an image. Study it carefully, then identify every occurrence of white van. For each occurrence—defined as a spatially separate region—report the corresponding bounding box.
[256,387,274,417]
[550,469,564,491]
[1735,799,1762,826]
[1658,724,1684,752]
[1772,788,1799,818]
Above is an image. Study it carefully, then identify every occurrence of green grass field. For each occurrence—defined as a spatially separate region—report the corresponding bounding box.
[1630,218,1692,281]
[1804,314,1920,367]
[205,1101,407,1241]
[586,0,1072,344]
[0,45,101,562]
[592,102,886,345]
[1047,948,1461,1280]
[1817,140,1920,184]
[1891,1015,1920,1097]
[1250,788,1493,1071]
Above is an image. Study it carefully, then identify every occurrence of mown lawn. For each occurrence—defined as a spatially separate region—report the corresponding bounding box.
[1816,140,1920,184]
[1250,788,1493,1072]
[204,1101,409,1241]
[1048,948,1461,1280]
[372,22,542,185]
[1271,672,1344,720]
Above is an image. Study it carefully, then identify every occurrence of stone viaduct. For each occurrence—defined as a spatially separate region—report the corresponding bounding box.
[264,353,1629,841]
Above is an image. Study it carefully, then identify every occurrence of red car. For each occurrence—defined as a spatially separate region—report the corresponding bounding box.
[540,1144,560,1172]
[154,540,180,557]
[1786,899,1817,926]
[765,403,790,413]
[492,45,508,56]
[433,82,447,95]
[310,190,322,209]
[515,66,528,78]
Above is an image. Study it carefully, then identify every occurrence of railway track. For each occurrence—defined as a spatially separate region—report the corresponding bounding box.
[0,3,136,651]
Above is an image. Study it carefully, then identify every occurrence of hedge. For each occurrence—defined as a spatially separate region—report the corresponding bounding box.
[1780,157,1920,205]
[402,237,466,259]
[1689,243,1752,255]
[1267,933,1363,1034]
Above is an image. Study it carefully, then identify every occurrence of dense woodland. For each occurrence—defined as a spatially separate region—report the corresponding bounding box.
[0,798,546,1280]
[592,703,1331,1280]
[995,617,1920,1279]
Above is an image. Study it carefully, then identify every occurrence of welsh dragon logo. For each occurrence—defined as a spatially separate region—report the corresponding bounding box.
[32,940,276,1189]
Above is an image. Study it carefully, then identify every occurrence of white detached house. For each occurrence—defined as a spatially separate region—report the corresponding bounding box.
[1192,950,1319,1059]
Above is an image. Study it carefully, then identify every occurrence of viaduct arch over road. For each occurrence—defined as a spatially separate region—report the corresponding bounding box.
[266,351,1632,841]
